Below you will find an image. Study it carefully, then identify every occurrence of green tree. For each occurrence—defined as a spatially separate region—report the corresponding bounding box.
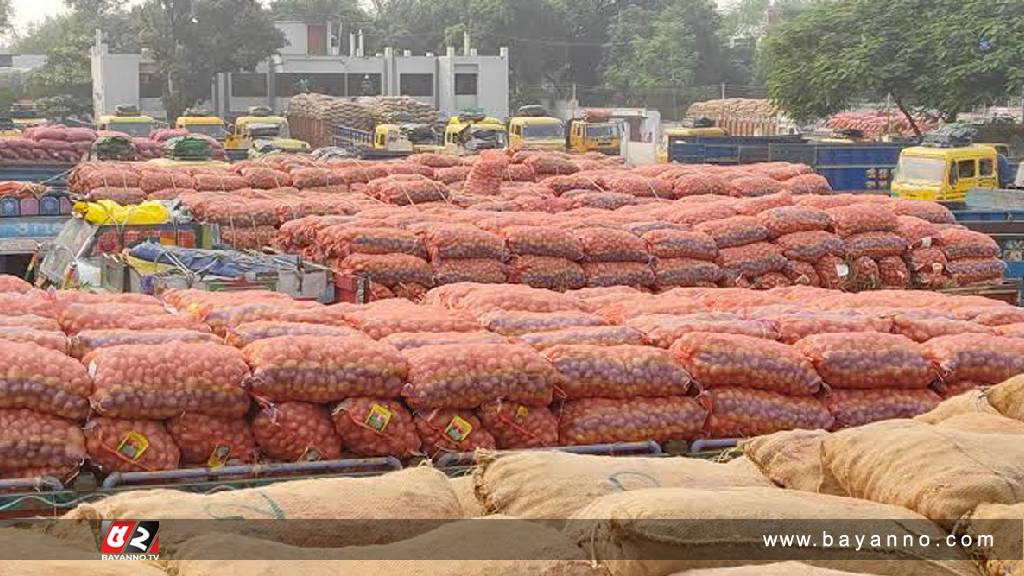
[136,0,286,120]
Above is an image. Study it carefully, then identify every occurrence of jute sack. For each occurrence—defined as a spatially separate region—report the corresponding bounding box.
[820,420,1024,528]
[914,389,996,424]
[474,450,772,520]
[740,429,845,495]
[55,467,461,549]
[987,375,1024,422]
[935,412,1024,435]
[0,529,165,576]
[565,486,979,576]
[166,515,601,576]
[450,475,487,518]
[958,502,1024,576]
[668,562,889,575]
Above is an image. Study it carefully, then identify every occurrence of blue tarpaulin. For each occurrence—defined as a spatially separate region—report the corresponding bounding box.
[129,243,299,278]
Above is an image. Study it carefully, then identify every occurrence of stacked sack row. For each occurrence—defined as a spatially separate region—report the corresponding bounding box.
[0,125,96,163]
[826,110,940,138]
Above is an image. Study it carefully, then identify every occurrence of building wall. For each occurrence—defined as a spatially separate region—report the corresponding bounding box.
[92,50,142,119]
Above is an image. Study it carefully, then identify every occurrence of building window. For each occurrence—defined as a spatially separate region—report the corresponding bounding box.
[347,73,382,96]
[455,73,478,95]
[400,73,433,97]
[231,73,268,97]
[139,72,164,99]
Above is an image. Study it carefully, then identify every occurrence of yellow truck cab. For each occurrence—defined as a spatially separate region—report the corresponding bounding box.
[374,124,442,153]
[567,119,622,155]
[175,111,228,141]
[444,115,507,153]
[508,116,565,152]
[892,144,998,203]
[97,106,156,138]
[225,108,290,151]
[248,138,311,160]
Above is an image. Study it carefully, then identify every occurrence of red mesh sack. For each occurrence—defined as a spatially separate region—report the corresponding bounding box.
[705,388,833,438]
[244,336,408,402]
[768,311,892,345]
[603,175,673,198]
[519,325,644,350]
[784,260,821,287]
[729,176,784,197]
[84,417,179,473]
[385,162,435,178]
[331,398,420,458]
[317,225,427,260]
[253,402,341,462]
[784,173,832,195]
[994,322,1024,338]
[717,242,788,278]
[670,332,822,395]
[642,229,718,261]
[558,396,706,445]
[758,206,831,238]
[923,334,1024,384]
[667,203,739,226]
[477,310,605,336]
[595,298,707,324]
[366,175,449,205]
[88,343,251,419]
[464,151,509,195]
[946,258,1003,285]
[414,409,496,456]
[435,166,473,184]
[582,262,655,288]
[652,258,723,288]
[412,223,506,260]
[815,255,850,290]
[0,292,57,318]
[906,247,947,275]
[695,216,770,249]
[574,228,649,263]
[432,258,507,285]
[401,343,557,410]
[408,153,459,169]
[193,172,248,191]
[201,302,347,336]
[291,168,341,189]
[824,389,942,429]
[0,342,90,419]
[751,272,792,290]
[507,256,586,290]
[627,313,777,349]
[167,414,256,466]
[891,313,991,343]
[226,321,365,348]
[502,163,536,182]
[844,231,907,259]
[894,200,955,224]
[219,225,279,250]
[775,231,845,262]
[138,170,196,194]
[70,329,220,359]
[524,154,577,176]
[241,167,293,189]
[894,215,941,248]
[478,400,557,449]
[84,186,146,204]
[0,409,85,474]
[544,344,691,399]
[338,253,433,287]
[970,308,1024,326]
[846,255,880,290]
[59,304,208,335]
[733,191,794,217]
[0,327,65,352]
[827,203,898,236]
[502,226,584,260]
[0,314,60,331]
[344,305,479,339]
[878,256,910,288]
[0,275,32,293]
[672,173,730,197]
[937,380,986,398]
[381,331,507,351]
[795,332,935,389]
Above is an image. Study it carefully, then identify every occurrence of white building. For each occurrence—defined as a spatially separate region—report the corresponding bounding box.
[91,22,510,121]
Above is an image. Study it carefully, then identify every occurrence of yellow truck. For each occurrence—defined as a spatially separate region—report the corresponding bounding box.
[97,109,156,138]
[225,109,290,152]
[892,144,999,204]
[175,112,228,141]
[508,116,565,152]
[444,115,507,153]
[249,138,311,160]
[567,118,622,155]
[374,124,442,154]
[9,103,46,129]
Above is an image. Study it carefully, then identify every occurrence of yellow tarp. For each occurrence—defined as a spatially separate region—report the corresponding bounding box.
[145,158,231,169]
[73,200,170,226]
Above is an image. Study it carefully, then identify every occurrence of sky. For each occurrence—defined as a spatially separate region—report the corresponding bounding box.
[11,0,66,32]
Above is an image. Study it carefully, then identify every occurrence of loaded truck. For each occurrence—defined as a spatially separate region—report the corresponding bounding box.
[566,109,622,155]
[508,106,565,152]
[225,107,292,160]
[175,109,228,141]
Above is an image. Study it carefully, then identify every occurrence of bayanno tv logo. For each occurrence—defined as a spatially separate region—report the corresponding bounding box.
[99,520,161,560]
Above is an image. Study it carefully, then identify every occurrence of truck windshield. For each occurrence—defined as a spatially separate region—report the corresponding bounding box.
[185,124,227,139]
[523,123,563,140]
[107,122,153,137]
[585,124,618,139]
[471,128,507,147]
[247,125,282,139]
[896,156,946,182]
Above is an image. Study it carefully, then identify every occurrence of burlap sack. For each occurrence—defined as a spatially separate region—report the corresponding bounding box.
[959,502,1024,576]
[987,375,1024,422]
[166,516,600,576]
[0,528,165,576]
[473,450,771,520]
[821,420,1024,528]
[55,467,461,549]
[450,475,487,518]
[668,562,889,575]
[566,486,978,576]
[913,388,996,424]
[740,429,845,495]
[935,412,1024,435]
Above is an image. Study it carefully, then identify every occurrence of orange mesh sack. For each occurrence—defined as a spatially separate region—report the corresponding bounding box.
[252,402,342,462]
[814,255,850,289]
[784,173,832,194]
[544,344,692,399]
[423,283,585,314]
[670,332,822,396]
[923,334,1024,384]
[642,229,718,260]
[338,253,434,287]
[705,388,833,438]
[891,314,992,343]
[717,242,788,278]
[0,342,91,419]
[366,175,449,205]
[946,258,1003,285]
[88,342,251,419]
[431,258,507,285]
[380,331,507,351]
[316,225,427,260]
[672,173,730,197]
[758,206,831,238]
[795,332,934,389]
[167,413,256,466]
[827,203,898,236]
[0,327,66,352]
[0,314,60,331]
[477,310,605,336]
[729,176,784,197]
[824,389,942,429]
[507,256,587,290]
[626,313,777,349]
[582,262,655,288]
[414,409,496,456]
[70,329,220,359]
[0,409,85,474]
[768,311,891,345]
[844,232,907,259]
[225,321,366,348]
[524,153,577,176]
[478,400,557,449]
[244,336,408,402]
[733,190,794,217]
[412,223,506,260]
[695,216,770,248]
[0,293,59,319]
[893,200,955,224]
[502,226,585,260]
[465,150,509,195]
[652,258,723,288]
[574,228,649,263]
[331,398,421,458]
[58,304,209,335]
[775,231,845,262]
[603,175,674,198]
[558,397,706,445]
[878,256,910,288]
[784,260,820,287]
[84,417,179,473]
[343,305,479,339]
[0,275,33,294]
[201,302,347,336]
[401,343,558,410]
[970,308,1024,326]
[938,228,1000,260]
